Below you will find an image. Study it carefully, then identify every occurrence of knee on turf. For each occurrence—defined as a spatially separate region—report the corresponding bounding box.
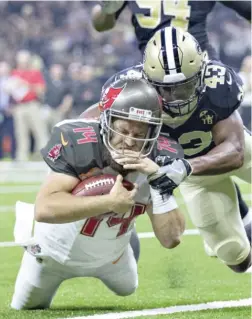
[215,237,251,272]
[115,282,138,297]
[11,301,50,310]
[11,291,51,310]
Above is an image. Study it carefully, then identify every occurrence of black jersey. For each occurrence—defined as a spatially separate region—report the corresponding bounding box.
[103,60,244,159]
[116,1,251,56]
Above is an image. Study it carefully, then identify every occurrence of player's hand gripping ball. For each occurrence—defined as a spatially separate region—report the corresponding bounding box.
[72,174,134,196]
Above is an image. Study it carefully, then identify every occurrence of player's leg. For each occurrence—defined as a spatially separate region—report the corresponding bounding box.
[233,130,251,185]
[233,130,252,241]
[97,244,138,296]
[205,182,251,258]
[130,227,140,262]
[200,130,251,257]
[11,251,69,310]
[235,183,250,222]
[179,176,251,273]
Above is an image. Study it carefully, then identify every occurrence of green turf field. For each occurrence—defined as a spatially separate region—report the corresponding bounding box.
[0,179,251,319]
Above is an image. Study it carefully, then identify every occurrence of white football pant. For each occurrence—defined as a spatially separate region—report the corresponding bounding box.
[179,131,251,266]
[11,244,138,310]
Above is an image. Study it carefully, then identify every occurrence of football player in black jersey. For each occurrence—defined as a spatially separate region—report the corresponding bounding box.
[81,26,251,272]
[92,0,251,57]
[142,26,251,273]
[91,0,251,238]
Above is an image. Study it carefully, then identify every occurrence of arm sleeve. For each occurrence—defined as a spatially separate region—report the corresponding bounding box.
[216,68,244,121]
[203,62,244,121]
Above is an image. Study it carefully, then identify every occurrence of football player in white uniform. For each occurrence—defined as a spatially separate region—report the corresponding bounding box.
[11,78,191,310]
[142,26,251,273]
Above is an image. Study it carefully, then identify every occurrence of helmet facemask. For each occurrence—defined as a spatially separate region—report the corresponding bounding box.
[101,108,162,158]
[154,71,202,117]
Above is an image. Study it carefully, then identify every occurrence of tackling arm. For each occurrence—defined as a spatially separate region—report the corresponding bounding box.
[188,111,245,175]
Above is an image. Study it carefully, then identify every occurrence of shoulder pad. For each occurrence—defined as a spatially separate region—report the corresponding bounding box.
[41,120,103,177]
[102,65,143,92]
[202,60,244,119]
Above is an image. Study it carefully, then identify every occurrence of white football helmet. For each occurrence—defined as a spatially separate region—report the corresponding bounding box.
[143,26,204,117]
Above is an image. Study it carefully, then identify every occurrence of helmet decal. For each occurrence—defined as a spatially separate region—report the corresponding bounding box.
[160,27,182,75]
[100,85,125,111]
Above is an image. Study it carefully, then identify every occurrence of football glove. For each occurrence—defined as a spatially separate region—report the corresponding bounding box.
[100,1,124,14]
[148,158,192,196]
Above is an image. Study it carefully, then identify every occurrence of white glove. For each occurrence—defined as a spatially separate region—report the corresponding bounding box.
[100,1,124,14]
[148,158,192,195]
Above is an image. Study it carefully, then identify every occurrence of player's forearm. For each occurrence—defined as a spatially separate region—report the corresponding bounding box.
[150,208,185,249]
[35,192,114,224]
[188,141,244,175]
[92,5,116,32]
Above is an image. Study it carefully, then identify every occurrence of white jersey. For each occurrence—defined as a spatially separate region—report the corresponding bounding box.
[34,168,151,267]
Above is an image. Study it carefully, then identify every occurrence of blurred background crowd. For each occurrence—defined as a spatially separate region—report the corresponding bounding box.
[0,1,251,161]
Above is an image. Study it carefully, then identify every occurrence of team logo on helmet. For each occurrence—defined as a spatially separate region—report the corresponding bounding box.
[100,85,126,111]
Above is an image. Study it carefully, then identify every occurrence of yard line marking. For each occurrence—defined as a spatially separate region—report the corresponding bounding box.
[59,298,252,319]
[138,229,199,238]
[0,186,40,193]
[0,242,18,247]
[0,229,200,247]
[0,206,14,213]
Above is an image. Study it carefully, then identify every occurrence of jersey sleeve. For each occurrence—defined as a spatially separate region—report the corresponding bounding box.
[40,121,103,178]
[203,61,244,121]
[41,126,77,177]
[150,135,184,165]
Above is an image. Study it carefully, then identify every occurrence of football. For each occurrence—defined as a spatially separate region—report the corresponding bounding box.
[72,174,134,197]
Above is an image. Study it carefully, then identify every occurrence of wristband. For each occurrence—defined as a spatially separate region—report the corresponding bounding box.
[150,187,178,214]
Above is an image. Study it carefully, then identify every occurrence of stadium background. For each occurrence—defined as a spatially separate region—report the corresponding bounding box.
[0,1,251,319]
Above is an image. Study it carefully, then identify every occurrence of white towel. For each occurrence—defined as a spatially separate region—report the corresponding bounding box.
[14,201,36,246]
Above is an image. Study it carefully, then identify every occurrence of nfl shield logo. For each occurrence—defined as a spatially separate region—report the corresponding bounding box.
[47,144,62,162]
